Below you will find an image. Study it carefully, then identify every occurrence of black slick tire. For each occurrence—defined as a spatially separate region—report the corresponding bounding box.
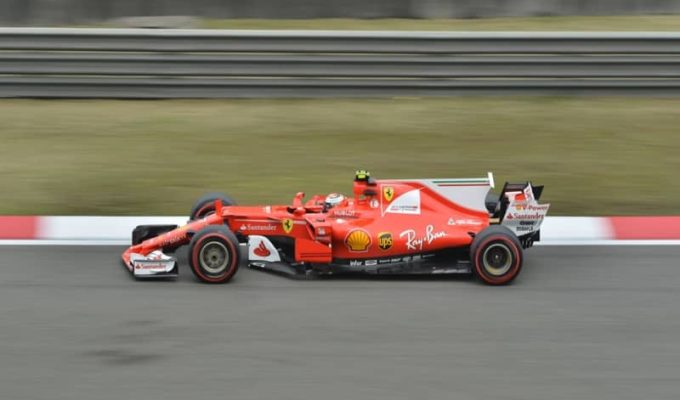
[188,225,240,284]
[189,193,236,221]
[470,225,523,285]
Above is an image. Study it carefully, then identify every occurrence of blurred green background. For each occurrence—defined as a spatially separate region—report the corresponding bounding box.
[0,98,676,216]
[196,16,680,30]
[79,15,680,31]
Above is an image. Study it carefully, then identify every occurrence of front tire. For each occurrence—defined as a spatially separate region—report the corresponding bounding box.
[189,193,236,221]
[132,224,177,245]
[188,226,240,284]
[470,226,523,285]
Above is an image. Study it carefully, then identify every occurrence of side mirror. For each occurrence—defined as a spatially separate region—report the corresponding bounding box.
[292,192,305,208]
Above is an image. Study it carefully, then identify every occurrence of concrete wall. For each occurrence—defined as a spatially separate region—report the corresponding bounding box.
[1,0,680,25]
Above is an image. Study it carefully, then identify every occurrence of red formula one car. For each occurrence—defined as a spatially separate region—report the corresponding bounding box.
[122,171,549,285]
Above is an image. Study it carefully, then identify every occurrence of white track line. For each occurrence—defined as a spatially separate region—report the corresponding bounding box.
[537,240,680,246]
[0,239,129,246]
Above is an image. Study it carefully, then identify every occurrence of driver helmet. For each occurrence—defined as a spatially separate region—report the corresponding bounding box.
[324,193,346,210]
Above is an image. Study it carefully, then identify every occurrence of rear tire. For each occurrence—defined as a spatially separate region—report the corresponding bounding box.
[189,193,235,221]
[188,226,240,284]
[470,226,523,285]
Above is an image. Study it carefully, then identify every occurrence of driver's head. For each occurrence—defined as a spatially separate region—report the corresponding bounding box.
[324,193,346,210]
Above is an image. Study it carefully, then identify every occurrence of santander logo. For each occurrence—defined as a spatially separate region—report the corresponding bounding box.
[254,241,271,257]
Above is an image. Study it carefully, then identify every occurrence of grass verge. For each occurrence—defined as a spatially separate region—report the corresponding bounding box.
[0,98,677,216]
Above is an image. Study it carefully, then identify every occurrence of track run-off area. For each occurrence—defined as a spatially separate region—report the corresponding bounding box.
[0,245,678,400]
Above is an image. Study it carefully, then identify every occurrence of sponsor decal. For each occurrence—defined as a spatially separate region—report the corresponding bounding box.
[240,223,277,231]
[253,241,271,257]
[317,227,327,236]
[331,209,356,218]
[350,260,363,267]
[161,235,184,247]
[370,199,379,209]
[448,217,483,226]
[512,201,548,213]
[134,261,171,271]
[378,232,393,251]
[282,218,294,234]
[384,189,420,215]
[399,224,446,251]
[345,229,372,252]
[515,219,539,232]
[247,235,281,262]
[383,186,395,202]
[263,206,272,213]
[505,209,548,221]
[365,259,378,266]
[513,202,527,211]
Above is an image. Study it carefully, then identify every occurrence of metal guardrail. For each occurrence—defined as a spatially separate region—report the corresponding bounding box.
[1,28,680,98]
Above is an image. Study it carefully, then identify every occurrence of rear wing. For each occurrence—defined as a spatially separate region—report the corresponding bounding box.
[491,182,550,247]
[497,182,545,219]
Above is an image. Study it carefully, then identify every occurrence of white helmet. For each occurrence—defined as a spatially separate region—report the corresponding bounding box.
[324,193,345,210]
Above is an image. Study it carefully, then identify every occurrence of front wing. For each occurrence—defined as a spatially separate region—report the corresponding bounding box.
[123,250,179,279]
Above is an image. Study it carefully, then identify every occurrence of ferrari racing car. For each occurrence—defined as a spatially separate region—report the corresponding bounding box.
[122,171,549,285]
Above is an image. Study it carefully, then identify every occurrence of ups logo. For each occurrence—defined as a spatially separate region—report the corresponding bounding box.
[378,232,392,251]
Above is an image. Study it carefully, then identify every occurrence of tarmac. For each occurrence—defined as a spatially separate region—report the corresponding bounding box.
[0,245,678,400]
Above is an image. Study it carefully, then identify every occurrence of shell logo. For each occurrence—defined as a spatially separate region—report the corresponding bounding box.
[345,229,371,252]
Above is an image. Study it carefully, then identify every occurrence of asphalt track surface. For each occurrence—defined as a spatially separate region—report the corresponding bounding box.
[1,245,679,400]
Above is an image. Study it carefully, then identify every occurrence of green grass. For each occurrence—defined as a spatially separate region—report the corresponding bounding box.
[0,98,678,216]
[198,16,680,31]
[84,15,680,31]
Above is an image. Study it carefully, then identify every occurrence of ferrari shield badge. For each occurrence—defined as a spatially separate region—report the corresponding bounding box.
[282,218,294,234]
[383,186,395,202]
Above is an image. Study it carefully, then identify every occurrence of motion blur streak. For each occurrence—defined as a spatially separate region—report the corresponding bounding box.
[0,216,37,239]
[609,216,680,240]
